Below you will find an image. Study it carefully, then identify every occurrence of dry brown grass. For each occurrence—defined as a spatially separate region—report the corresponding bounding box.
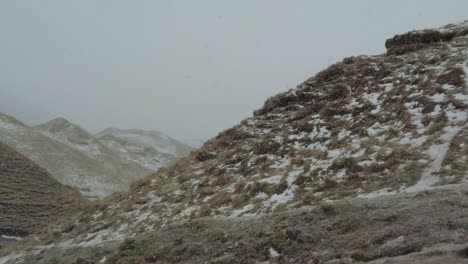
[231,193,249,209]
[425,112,448,135]
[234,179,247,193]
[330,157,363,173]
[436,66,465,86]
[208,192,232,208]
[0,142,87,237]
[197,205,212,218]
[421,114,433,127]
[253,139,281,155]
[128,176,152,193]
[292,119,314,133]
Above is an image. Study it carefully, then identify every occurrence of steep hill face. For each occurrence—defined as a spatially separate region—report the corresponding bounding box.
[95,128,193,171]
[2,22,467,264]
[0,142,85,244]
[0,114,148,197]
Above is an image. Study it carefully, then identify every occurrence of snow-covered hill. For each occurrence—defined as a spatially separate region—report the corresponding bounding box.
[96,128,192,171]
[0,114,148,197]
[0,116,192,198]
[35,118,102,158]
[2,22,468,264]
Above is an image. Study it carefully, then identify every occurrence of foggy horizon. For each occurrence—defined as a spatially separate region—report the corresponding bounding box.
[1,1,467,141]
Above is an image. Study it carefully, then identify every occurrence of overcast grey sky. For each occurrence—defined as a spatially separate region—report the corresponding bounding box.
[1,1,467,140]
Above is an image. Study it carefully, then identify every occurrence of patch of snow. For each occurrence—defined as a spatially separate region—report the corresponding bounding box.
[368,122,385,136]
[348,98,362,108]
[453,92,468,104]
[431,104,442,116]
[309,125,331,138]
[382,83,394,92]
[463,60,468,86]
[337,129,351,140]
[0,253,24,264]
[269,247,280,258]
[430,93,446,103]
[77,230,124,247]
[399,133,428,147]
[327,149,342,159]
[405,125,463,193]
[351,148,366,158]
[1,235,22,241]
[181,206,196,216]
[230,204,255,217]
[263,185,298,209]
[335,169,347,180]
[286,170,302,186]
[259,175,282,185]
[441,83,456,91]
[270,158,290,169]
[147,192,163,204]
[446,109,467,123]
[357,188,397,198]
[134,211,155,224]
[371,105,382,114]
[255,192,269,200]
[362,92,380,105]
[382,236,405,248]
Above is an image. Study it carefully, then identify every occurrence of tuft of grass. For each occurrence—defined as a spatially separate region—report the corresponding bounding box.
[208,192,232,208]
[436,66,465,86]
[425,112,448,135]
[320,202,336,217]
[253,139,281,155]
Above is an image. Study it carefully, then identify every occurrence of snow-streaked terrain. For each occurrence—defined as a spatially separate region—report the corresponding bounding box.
[35,118,102,158]
[0,116,190,198]
[96,127,192,171]
[0,114,147,197]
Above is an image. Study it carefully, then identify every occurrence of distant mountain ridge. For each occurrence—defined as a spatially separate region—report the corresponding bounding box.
[96,127,193,171]
[35,118,103,158]
[0,114,191,198]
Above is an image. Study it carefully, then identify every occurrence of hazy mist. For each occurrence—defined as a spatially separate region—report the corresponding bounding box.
[1,0,467,140]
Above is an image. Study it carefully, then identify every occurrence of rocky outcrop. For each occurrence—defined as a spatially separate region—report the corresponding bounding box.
[385,21,468,55]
